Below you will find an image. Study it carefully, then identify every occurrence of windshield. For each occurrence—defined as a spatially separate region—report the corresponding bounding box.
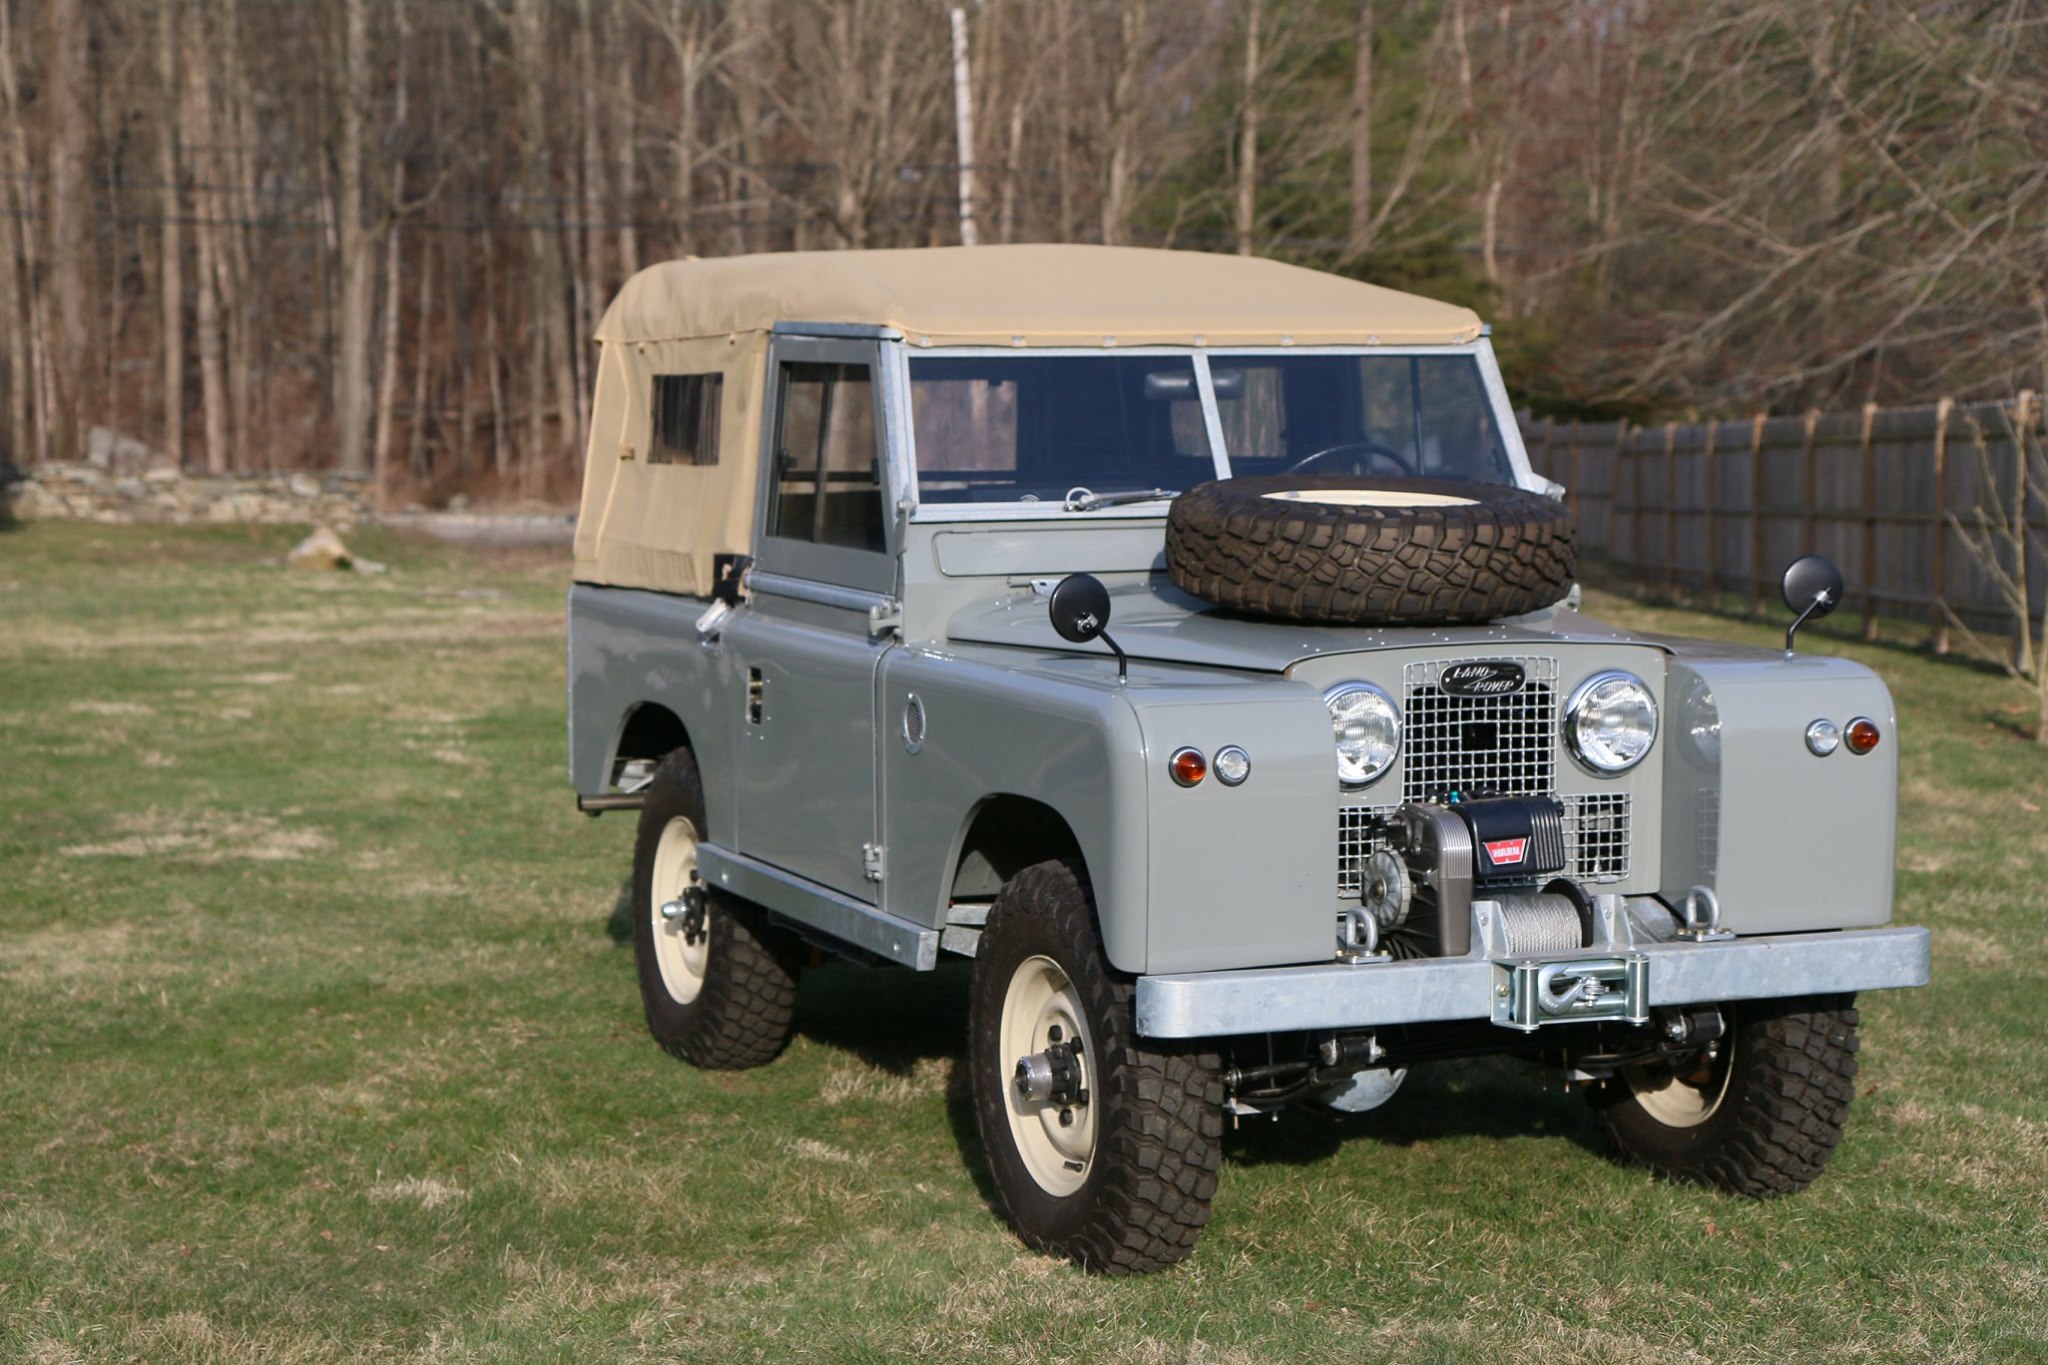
[908,352,1514,504]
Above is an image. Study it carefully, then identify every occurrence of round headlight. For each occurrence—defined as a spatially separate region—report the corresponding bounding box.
[1564,671,1659,774]
[1325,682,1401,788]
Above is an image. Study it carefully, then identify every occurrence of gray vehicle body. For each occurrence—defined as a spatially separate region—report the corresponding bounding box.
[568,324,1927,1042]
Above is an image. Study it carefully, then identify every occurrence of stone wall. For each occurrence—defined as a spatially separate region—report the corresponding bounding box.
[2,463,374,530]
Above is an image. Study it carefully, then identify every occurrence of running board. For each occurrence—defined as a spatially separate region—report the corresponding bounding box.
[694,843,940,970]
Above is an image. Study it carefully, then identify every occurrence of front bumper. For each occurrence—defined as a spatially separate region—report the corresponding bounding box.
[1134,925,1929,1039]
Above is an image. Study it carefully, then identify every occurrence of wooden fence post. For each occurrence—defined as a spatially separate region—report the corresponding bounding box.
[2017,391,2037,676]
[1930,396,1953,655]
[1566,418,1582,524]
[1747,412,1768,617]
[1703,417,1720,609]
[1617,419,1636,586]
[1663,420,1679,597]
[1860,401,1879,642]
[1800,408,1822,553]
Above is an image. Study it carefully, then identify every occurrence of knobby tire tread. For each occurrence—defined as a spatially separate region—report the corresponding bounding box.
[971,859,1225,1275]
[1164,475,1577,625]
[631,749,802,1072]
[1594,995,1860,1197]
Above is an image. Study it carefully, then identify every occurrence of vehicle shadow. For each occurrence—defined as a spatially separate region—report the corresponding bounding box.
[604,879,634,943]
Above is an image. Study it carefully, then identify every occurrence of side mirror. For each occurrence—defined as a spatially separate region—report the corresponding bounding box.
[1048,573,1111,643]
[1048,573,1127,681]
[1780,553,1845,658]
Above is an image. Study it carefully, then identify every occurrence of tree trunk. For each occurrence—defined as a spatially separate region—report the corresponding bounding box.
[335,0,375,477]
[220,0,257,468]
[183,3,228,475]
[1347,0,1373,257]
[612,4,640,276]
[1234,0,1261,257]
[1100,1,1148,246]
[0,0,37,465]
[407,238,435,482]
[373,224,404,506]
[156,0,185,469]
[45,0,92,463]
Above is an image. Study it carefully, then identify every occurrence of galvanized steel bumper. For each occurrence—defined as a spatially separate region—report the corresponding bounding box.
[1133,925,1929,1039]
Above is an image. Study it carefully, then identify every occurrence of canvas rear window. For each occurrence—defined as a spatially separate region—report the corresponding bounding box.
[649,373,723,466]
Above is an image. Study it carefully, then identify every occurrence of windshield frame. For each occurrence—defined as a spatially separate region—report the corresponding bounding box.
[897,338,1536,523]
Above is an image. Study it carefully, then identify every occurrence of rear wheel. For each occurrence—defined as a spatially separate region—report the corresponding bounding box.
[1590,995,1860,1196]
[631,749,802,1070]
[968,859,1225,1274]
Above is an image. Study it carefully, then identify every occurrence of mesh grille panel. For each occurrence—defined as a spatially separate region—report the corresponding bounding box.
[1336,806,1399,896]
[1563,793,1632,882]
[1402,658,1558,803]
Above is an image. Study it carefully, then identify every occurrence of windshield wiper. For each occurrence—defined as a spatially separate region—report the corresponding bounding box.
[1063,486,1178,513]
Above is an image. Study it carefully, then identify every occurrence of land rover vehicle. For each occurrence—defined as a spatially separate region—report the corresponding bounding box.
[566,246,1928,1274]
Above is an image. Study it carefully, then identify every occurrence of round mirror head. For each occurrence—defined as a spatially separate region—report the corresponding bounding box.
[1781,554,1845,618]
[1048,573,1112,644]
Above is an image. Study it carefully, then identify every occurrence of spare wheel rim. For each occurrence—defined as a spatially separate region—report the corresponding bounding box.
[650,816,709,1004]
[1000,955,1097,1197]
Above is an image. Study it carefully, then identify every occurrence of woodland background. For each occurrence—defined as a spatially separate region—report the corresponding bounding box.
[1,0,2044,505]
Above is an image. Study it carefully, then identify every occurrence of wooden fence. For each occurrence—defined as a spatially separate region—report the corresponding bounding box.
[1519,395,2048,652]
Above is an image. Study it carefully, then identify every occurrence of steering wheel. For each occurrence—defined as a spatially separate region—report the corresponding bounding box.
[1282,440,1417,478]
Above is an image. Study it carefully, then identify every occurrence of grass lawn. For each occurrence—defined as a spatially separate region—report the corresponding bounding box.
[1,520,2043,1363]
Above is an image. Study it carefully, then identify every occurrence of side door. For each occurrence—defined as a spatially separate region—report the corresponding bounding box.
[724,335,898,902]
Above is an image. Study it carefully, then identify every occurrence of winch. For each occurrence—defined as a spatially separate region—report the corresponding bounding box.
[1348,795,1591,959]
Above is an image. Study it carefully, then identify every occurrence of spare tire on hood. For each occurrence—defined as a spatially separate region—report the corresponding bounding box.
[1164,475,1576,626]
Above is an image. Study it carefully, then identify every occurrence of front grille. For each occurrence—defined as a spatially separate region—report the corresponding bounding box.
[1336,805,1399,896]
[1402,657,1557,803]
[1562,793,1632,883]
[1334,657,1636,894]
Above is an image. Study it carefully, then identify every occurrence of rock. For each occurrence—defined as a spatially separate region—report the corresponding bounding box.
[87,427,155,472]
[287,525,354,571]
[287,473,320,498]
[351,556,389,575]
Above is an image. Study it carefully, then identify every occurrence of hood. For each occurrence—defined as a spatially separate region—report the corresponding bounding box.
[944,577,1655,673]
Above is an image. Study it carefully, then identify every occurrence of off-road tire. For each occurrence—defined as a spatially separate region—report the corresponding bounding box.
[1164,475,1576,625]
[631,749,802,1070]
[1590,995,1860,1196]
[968,859,1225,1274]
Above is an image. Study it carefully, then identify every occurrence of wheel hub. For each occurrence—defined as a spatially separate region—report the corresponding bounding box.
[1013,1033,1089,1108]
[999,956,1098,1196]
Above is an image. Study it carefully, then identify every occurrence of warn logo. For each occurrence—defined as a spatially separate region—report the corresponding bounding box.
[1483,837,1529,867]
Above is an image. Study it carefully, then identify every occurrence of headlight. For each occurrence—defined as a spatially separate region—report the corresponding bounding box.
[1325,682,1401,788]
[1564,671,1659,774]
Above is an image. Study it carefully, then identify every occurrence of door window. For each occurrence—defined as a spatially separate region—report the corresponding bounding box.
[768,361,885,553]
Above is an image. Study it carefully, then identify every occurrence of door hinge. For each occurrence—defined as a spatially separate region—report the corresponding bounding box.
[862,842,887,882]
[868,598,902,639]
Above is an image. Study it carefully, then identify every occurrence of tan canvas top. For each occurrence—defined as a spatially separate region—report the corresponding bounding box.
[596,245,1484,349]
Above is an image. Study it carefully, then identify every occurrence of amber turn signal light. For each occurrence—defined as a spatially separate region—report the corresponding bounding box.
[1845,717,1881,754]
[1169,747,1208,786]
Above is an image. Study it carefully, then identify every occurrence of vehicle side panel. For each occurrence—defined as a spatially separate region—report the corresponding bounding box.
[567,583,739,844]
[877,648,1152,972]
[1130,686,1338,974]
[1662,654,1898,932]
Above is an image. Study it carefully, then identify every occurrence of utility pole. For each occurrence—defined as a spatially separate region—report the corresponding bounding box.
[950,7,978,246]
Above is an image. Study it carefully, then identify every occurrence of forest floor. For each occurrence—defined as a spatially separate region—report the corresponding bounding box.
[1,521,2042,1363]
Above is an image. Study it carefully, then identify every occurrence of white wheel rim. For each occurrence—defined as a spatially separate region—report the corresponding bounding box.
[999,955,1097,1197]
[1626,1039,1735,1128]
[649,816,709,1005]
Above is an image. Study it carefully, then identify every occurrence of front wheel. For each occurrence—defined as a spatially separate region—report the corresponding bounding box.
[968,859,1224,1274]
[1589,995,1861,1196]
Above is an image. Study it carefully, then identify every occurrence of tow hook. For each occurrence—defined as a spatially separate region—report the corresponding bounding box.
[1014,1031,1090,1110]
